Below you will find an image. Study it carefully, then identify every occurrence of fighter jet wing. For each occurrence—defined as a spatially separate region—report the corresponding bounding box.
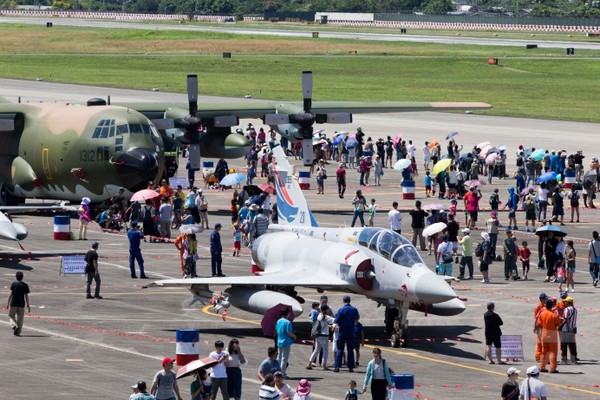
[145,268,352,290]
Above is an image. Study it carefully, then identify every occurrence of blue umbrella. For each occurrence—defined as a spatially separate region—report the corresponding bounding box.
[346,138,358,149]
[220,172,246,186]
[445,131,459,141]
[531,148,546,162]
[333,134,347,145]
[537,171,558,184]
[535,224,567,237]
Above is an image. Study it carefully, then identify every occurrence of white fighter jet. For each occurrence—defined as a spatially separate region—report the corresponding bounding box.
[145,146,465,347]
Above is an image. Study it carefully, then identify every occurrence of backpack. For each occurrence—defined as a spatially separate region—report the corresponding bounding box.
[489,194,498,207]
[441,243,453,263]
[475,242,484,258]
[525,195,534,209]
[310,319,322,339]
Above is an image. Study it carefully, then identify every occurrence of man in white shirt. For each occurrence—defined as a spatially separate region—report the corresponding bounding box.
[422,142,431,171]
[210,340,230,400]
[519,365,547,400]
[388,202,403,235]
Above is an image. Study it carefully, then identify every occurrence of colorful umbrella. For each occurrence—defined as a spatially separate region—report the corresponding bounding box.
[445,131,459,141]
[130,189,160,202]
[393,159,412,171]
[392,134,402,148]
[485,153,499,165]
[423,222,447,238]
[537,171,558,184]
[176,357,220,380]
[531,149,546,162]
[464,179,486,187]
[220,172,246,186]
[179,225,205,234]
[428,139,439,149]
[332,134,347,145]
[432,159,452,175]
[258,184,275,195]
[422,203,446,211]
[535,224,567,237]
[346,138,358,149]
[520,186,535,196]
[476,141,491,149]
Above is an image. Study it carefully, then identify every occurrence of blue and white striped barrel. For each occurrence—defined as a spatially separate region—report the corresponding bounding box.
[202,161,214,175]
[298,171,311,190]
[176,329,200,366]
[53,215,71,240]
[389,374,415,399]
[564,168,576,189]
[401,180,415,200]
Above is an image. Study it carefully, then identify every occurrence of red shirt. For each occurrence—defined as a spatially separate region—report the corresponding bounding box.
[519,247,531,262]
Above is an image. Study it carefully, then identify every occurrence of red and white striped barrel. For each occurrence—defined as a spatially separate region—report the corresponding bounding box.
[176,329,200,366]
[564,169,576,189]
[402,180,415,200]
[53,215,71,240]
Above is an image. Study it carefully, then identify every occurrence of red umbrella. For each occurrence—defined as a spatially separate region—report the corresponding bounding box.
[258,184,275,195]
[176,356,220,380]
[261,303,296,338]
[130,189,160,202]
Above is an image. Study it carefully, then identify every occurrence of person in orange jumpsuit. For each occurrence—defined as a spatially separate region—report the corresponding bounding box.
[174,233,189,276]
[538,298,564,373]
[533,292,548,362]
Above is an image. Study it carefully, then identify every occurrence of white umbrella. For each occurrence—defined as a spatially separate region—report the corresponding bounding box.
[393,159,412,171]
[423,222,447,238]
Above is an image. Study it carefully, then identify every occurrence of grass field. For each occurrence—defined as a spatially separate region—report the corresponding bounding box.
[1,23,600,122]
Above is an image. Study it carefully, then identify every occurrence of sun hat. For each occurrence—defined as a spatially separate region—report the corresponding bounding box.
[296,379,311,396]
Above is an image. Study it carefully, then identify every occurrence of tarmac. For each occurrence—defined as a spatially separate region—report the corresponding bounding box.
[1,81,600,399]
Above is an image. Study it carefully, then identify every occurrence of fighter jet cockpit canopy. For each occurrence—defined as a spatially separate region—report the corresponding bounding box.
[358,228,424,267]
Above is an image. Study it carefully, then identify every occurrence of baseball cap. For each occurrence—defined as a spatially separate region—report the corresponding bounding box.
[274,371,283,377]
[162,357,176,366]
[343,295,351,302]
[215,223,222,229]
[462,228,470,234]
[526,366,540,375]
[91,241,99,248]
[565,296,574,303]
[539,292,548,300]
[136,381,147,391]
[130,220,138,227]
[507,367,521,375]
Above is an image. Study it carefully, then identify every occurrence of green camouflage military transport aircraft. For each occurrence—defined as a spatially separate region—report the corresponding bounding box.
[0,72,490,205]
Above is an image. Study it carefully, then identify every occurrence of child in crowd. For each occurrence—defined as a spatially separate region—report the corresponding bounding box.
[368,199,379,227]
[353,319,364,366]
[344,380,361,400]
[519,241,531,280]
[309,302,320,323]
[424,171,432,197]
[232,223,242,257]
[449,199,457,219]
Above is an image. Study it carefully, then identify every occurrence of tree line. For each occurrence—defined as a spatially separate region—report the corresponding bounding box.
[3,0,600,17]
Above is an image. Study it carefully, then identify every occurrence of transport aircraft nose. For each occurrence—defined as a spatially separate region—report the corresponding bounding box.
[413,273,457,304]
[116,148,160,189]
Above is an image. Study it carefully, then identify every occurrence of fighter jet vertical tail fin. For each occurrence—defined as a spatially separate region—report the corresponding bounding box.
[272,146,318,227]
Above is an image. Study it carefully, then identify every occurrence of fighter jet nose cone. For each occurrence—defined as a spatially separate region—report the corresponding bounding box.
[414,273,457,304]
[0,221,18,241]
[116,148,160,189]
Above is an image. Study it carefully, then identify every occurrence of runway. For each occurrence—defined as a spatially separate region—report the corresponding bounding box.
[4,16,600,50]
[1,80,600,399]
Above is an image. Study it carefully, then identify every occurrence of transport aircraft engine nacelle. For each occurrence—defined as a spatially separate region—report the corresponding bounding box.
[224,287,303,316]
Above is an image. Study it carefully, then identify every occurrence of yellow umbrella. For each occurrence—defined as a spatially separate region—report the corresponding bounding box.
[432,158,452,175]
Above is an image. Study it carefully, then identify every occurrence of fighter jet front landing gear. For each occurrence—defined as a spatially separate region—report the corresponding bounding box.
[386,303,409,348]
